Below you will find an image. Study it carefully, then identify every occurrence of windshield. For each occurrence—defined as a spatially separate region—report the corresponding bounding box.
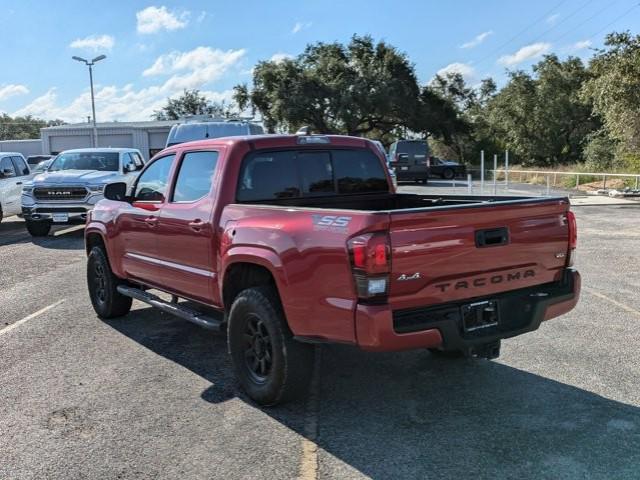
[49,152,119,172]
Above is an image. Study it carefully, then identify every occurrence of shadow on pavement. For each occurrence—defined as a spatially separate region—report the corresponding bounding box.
[104,306,640,479]
[0,218,84,249]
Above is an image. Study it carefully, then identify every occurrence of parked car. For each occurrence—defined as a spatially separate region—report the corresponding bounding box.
[370,140,397,188]
[428,156,466,180]
[166,119,264,147]
[26,154,53,167]
[21,148,145,237]
[31,159,53,174]
[0,152,32,223]
[86,134,580,405]
[388,139,430,183]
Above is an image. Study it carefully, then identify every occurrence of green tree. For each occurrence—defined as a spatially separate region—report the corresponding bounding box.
[234,35,420,141]
[582,32,640,171]
[486,55,597,166]
[153,89,235,120]
[0,114,64,140]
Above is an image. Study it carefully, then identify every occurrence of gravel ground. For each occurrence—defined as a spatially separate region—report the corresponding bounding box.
[0,187,638,479]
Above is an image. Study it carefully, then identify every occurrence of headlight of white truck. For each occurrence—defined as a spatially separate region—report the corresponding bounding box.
[22,184,34,194]
[88,184,106,193]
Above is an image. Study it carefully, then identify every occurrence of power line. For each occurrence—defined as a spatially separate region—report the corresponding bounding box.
[551,1,620,44]
[474,0,570,66]
[586,2,640,41]
[525,0,596,46]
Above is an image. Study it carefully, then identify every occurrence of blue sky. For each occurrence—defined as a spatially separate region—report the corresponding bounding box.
[0,0,638,122]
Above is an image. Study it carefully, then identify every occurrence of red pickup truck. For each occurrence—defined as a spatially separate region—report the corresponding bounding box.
[85,134,580,405]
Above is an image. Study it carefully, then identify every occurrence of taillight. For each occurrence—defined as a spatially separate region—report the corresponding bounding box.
[347,232,391,302]
[566,210,577,266]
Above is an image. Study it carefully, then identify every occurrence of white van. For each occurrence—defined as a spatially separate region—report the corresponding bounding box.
[0,152,32,223]
[166,120,264,147]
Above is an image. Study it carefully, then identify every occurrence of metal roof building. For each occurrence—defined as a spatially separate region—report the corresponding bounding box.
[40,120,176,160]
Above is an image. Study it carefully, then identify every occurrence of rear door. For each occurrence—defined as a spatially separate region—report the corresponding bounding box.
[155,150,220,303]
[387,199,570,311]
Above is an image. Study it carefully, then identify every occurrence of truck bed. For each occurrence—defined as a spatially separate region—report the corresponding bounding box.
[238,192,565,213]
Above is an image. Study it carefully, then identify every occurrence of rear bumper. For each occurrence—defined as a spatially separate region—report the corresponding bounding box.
[355,268,580,352]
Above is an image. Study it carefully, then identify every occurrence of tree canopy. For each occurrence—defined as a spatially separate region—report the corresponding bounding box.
[153,89,236,121]
[0,114,64,141]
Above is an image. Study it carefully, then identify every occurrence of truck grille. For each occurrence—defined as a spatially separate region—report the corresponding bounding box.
[33,187,88,201]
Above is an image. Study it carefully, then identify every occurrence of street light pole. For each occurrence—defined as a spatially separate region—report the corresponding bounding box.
[72,55,106,148]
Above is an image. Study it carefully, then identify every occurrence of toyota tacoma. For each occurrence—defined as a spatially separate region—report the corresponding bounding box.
[85,134,580,405]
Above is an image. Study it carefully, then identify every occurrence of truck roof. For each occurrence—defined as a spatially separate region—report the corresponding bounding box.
[162,134,372,153]
[59,148,141,154]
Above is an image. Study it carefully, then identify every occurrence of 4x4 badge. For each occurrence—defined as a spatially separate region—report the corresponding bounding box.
[397,272,421,281]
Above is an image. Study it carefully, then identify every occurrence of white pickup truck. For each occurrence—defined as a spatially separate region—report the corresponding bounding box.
[21,148,145,236]
[0,152,33,224]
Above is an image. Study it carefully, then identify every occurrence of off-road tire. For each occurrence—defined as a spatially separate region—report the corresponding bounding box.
[26,219,51,237]
[228,287,314,406]
[87,246,132,318]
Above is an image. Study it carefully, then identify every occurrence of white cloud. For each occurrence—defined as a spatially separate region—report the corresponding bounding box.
[460,30,493,49]
[13,85,237,123]
[547,13,560,24]
[196,11,207,23]
[136,6,189,34]
[13,46,246,122]
[498,42,551,66]
[569,40,592,51]
[291,21,312,34]
[0,84,29,101]
[270,52,294,63]
[142,46,247,88]
[69,34,115,52]
[435,62,476,82]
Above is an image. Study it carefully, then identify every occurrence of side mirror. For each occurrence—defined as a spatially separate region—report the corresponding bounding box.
[124,163,136,173]
[104,182,128,201]
[1,168,13,178]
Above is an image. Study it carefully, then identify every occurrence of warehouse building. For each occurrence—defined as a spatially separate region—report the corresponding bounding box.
[40,120,176,161]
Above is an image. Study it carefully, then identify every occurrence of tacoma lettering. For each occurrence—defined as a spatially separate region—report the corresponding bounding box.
[434,269,536,293]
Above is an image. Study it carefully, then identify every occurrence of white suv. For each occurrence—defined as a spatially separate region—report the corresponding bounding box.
[0,152,32,223]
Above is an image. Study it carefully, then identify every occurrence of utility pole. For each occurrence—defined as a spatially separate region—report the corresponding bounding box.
[72,55,107,148]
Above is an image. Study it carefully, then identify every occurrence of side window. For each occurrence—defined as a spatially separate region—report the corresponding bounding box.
[134,154,175,202]
[131,152,145,169]
[333,149,388,194]
[237,151,299,201]
[172,151,219,202]
[0,156,16,178]
[11,156,30,176]
[299,152,334,195]
[122,153,136,172]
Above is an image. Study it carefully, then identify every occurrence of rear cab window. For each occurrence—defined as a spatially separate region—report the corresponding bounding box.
[237,148,388,202]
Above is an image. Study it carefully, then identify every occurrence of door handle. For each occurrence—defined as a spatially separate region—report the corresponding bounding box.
[189,219,204,232]
[16,181,23,185]
[144,216,158,227]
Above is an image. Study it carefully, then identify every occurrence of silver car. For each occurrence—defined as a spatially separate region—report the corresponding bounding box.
[21,148,145,237]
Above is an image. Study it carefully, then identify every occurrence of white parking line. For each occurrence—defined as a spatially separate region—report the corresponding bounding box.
[53,225,84,236]
[0,299,65,337]
[585,287,640,319]
[298,347,321,480]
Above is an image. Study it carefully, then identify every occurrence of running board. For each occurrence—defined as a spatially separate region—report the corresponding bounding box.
[117,285,224,332]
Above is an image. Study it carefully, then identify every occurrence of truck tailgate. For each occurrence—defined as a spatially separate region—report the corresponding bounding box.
[388,198,570,310]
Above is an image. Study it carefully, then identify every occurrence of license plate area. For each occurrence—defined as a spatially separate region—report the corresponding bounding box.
[461,300,499,333]
[52,213,69,223]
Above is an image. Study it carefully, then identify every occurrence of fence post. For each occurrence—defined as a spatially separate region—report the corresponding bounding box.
[505,150,509,190]
[467,173,473,195]
[636,176,639,190]
[576,174,580,189]
[493,154,497,195]
[603,174,607,190]
[480,150,485,195]
[553,172,557,187]
[546,175,551,196]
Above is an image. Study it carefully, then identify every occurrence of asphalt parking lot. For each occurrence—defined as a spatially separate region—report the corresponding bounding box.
[1,187,639,479]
